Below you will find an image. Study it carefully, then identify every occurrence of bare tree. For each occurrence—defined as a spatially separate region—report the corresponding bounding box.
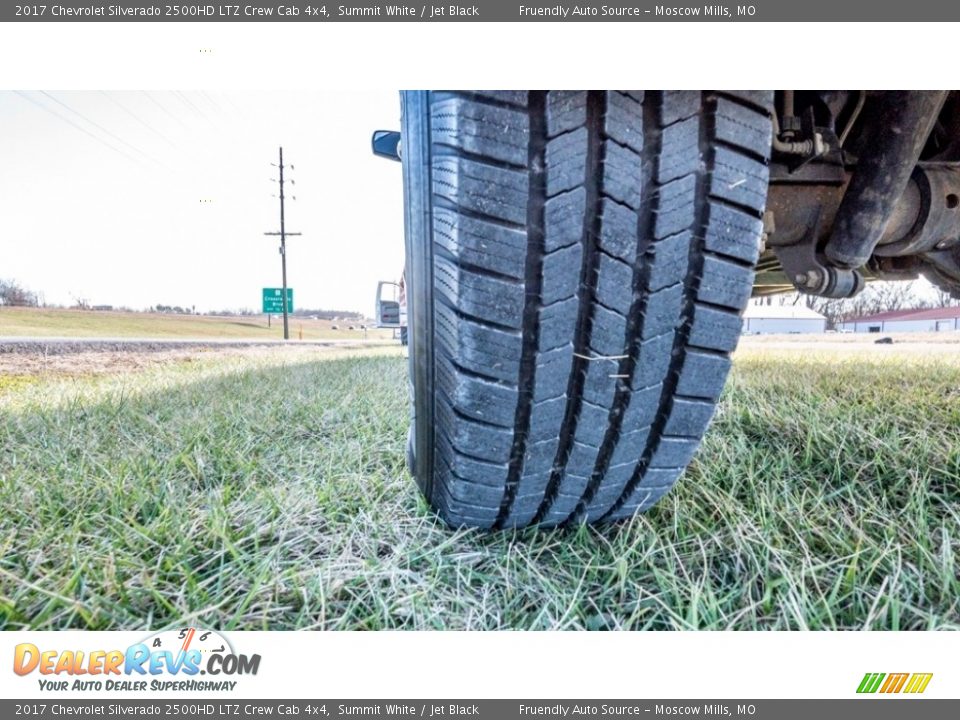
[0,278,39,307]
[771,280,939,327]
[931,287,960,308]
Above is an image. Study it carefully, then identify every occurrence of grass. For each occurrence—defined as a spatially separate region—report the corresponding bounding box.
[0,340,958,630]
[0,306,390,341]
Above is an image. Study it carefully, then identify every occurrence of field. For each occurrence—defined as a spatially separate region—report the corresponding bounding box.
[0,306,391,341]
[0,335,958,630]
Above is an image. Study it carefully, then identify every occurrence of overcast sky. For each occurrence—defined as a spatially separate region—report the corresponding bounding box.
[0,91,405,316]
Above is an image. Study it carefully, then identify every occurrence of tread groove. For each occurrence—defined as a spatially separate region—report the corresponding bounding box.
[437,428,509,469]
[431,194,527,231]
[683,343,733,359]
[494,91,548,528]
[601,93,720,521]
[455,91,529,110]
[571,93,662,522]
[713,91,772,116]
[532,90,608,525]
[432,243,526,284]
[434,292,522,334]
[707,193,765,220]
[702,248,756,270]
[431,144,528,172]
[696,297,746,316]
[448,359,518,388]
[713,136,769,165]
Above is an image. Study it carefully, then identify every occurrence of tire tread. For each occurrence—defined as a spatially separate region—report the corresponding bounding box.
[424,90,772,528]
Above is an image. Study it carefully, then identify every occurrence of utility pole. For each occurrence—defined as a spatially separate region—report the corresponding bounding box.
[264,146,301,340]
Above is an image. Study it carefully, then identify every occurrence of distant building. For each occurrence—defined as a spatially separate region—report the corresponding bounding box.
[838,307,960,333]
[742,303,827,334]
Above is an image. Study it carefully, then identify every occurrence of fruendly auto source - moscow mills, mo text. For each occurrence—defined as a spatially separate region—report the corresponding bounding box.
[518,5,755,17]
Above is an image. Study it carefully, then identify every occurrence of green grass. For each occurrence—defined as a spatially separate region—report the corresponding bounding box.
[0,343,958,630]
[0,306,389,341]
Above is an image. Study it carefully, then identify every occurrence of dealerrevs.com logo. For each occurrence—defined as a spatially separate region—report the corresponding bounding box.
[857,673,933,695]
[13,628,261,693]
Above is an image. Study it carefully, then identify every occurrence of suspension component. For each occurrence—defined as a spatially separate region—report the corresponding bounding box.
[823,91,947,269]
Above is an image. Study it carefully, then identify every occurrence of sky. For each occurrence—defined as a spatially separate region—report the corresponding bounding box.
[0,91,405,316]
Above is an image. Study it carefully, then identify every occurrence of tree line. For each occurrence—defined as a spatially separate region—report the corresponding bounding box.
[769,280,959,327]
[0,278,39,307]
[0,278,367,319]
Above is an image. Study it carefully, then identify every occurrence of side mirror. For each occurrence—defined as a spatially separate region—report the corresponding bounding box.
[371,130,402,162]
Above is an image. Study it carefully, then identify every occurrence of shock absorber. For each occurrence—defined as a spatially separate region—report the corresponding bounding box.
[823,91,947,269]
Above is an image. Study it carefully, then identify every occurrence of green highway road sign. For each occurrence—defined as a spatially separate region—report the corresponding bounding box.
[262,288,293,314]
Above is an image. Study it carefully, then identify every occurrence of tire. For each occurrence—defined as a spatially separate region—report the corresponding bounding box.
[400,90,773,529]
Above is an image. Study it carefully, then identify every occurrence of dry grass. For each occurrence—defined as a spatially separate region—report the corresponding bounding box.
[0,339,957,630]
[0,306,392,341]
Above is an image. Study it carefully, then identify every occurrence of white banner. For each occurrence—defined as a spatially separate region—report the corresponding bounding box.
[1,631,955,700]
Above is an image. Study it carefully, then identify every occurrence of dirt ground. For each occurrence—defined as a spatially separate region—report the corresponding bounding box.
[2,330,955,380]
[738,331,960,357]
[0,344,367,378]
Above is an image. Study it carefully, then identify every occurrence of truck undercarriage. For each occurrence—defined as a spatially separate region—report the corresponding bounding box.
[372,90,960,529]
[757,90,960,299]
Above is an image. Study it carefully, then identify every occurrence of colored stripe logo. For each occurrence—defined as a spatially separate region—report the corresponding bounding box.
[857,672,933,694]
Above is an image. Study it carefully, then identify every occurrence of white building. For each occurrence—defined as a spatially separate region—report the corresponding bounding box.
[742,302,827,334]
[838,307,960,333]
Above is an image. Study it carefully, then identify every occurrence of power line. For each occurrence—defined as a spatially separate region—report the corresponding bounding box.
[174,91,210,122]
[39,91,167,168]
[220,93,247,121]
[14,91,144,166]
[200,91,225,116]
[100,91,179,149]
[141,91,190,128]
